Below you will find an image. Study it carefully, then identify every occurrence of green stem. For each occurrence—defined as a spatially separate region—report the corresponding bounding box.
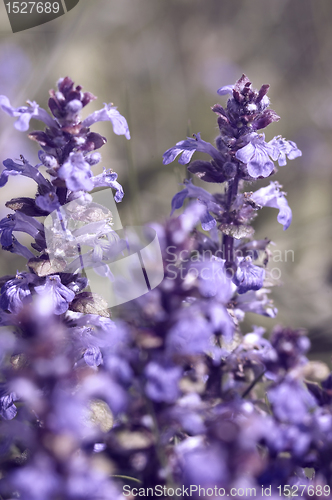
[110,475,142,484]
[145,397,175,489]
[242,369,266,398]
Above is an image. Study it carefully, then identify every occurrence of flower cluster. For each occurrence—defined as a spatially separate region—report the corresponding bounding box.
[0,75,332,499]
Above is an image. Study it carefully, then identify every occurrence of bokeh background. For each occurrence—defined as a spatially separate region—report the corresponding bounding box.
[0,0,331,361]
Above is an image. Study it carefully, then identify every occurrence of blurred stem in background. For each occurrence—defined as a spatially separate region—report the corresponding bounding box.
[124,87,141,226]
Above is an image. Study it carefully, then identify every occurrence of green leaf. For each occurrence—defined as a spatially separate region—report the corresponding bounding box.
[28,256,67,277]
[69,292,110,317]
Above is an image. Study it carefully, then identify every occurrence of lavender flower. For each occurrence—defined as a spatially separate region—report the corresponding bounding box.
[57,152,94,192]
[251,181,292,230]
[235,133,279,178]
[0,272,36,313]
[0,96,54,131]
[233,256,265,294]
[34,275,75,315]
[82,103,130,140]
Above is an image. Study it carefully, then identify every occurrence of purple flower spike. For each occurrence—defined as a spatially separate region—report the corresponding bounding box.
[82,103,130,140]
[0,96,55,132]
[252,181,292,230]
[235,133,279,178]
[34,275,75,315]
[58,152,94,192]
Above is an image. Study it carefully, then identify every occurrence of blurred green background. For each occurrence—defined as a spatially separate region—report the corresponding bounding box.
[0,0,331,360]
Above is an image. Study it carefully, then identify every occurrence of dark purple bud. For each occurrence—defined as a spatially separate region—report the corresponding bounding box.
[253,109,280,130]
[82,91,97,107]
[84,132,107,151]
[222,161,237,179]
[57,76,74,95]
[48,96,63,119]
[187,160,226,183]
[211,103,227,117]
[28,131,57,148]
[256,84,270,103]
[5,197,49,217]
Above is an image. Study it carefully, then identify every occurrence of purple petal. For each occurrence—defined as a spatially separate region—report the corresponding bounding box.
[58,152,94,192]
[233,257,265,294]
[163,133,222,165]
[82,104,130,140]
[0,96,54,131]
[217,84,234,96]
[200,209,216,231]
[235,141,256,164]
[92,169,124,202]
[247,147,274,178]
[252,182,292,230]
[84,346,103,367]
[170,189,188,215]
[34,275,75,315]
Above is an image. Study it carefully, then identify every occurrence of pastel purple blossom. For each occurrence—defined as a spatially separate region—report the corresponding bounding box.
[0,212,43,247]
[34,275,75,315]
[167,310,213,355]
[82,103,130,140]
[268,380,317,424]
[1,158,49,189]
[0,389,18,420]
[235,133,279,178]
[0,96,54,132]
[9,455,61,500]
[0,272,35,313]
[234,288,278,318]
[163,133,223,165]
[92,169,124,202]
[233,256,265,294]
[251,181,292,230]
[171,180,218,231]
[268,136,302,166]
[35,192,60,213]
[57,152,94,192]
[181,444,228,488]
[145,362,182,403]
[84,346,103,368]
[217,84,234,96]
